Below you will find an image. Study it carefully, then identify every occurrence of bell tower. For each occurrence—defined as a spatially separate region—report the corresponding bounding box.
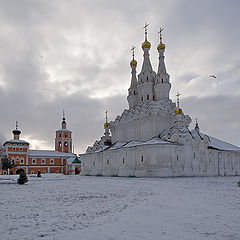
[55,111,72,153]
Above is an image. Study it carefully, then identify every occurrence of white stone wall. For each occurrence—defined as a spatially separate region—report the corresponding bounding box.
[81,143,240,178]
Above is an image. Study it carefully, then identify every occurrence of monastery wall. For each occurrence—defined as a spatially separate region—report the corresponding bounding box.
[81,144,240,178]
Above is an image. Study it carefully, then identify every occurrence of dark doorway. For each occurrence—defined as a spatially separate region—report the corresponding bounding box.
[75,167,80,175]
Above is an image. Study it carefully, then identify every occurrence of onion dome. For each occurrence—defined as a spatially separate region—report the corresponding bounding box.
[12,121,21,135]
[104,122,109,128]
[130,59,137,66]
[142,40,151,49]
[157,28,165,51]
[142,23,151,49]
[12,129,21,135]
[174,108,182,114]
[157,42,165,51]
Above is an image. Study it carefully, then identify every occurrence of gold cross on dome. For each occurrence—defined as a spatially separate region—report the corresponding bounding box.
[158,28,163,42]
[143,23,149,40]
[176,92,181,108]
[16,121,18,130]
[63,110,65,118]
[131,45,136,58]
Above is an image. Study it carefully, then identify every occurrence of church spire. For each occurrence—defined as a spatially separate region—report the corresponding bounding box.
[12,121,21,140]
[154,28,171,100]
[62,110,67,129]
[129,46,137,88]
[157,28,167,75]
[141,23,153,73]
[103,110,111,145]
[127,46,138,108]
[174,92,182,114]
[195,118,200,132]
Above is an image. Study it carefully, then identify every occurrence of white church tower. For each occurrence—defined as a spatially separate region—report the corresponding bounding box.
[154,28,171,100]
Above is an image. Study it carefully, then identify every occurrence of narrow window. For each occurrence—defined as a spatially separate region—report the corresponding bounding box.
[65,134,67,138]
[59,133,61,137]
[147,76,148,81]
[50,159,54,164]
[32,158,36,164]
[153,95,155,101]
[134,90,136,95]
[141,156,144,162]
[64,142,68,147]
[161,78,163,83]
[123,158,125,164]
[177,155,179,161]
[59,142,62,147]
[93,161,95,166]
[194,153,195,158]
[107,159,109,165]
[41,158,46,164]
[20,158,24,164]
[147,94,149,100]
[141,97,143,101]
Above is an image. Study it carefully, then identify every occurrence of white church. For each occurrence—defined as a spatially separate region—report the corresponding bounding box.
[80,26,240,177]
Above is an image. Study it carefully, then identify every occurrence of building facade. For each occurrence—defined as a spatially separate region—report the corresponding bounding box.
[1,115,78,175]
[80,27,240,177]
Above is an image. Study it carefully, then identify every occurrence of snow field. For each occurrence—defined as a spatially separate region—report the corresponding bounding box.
[0,175,240,240]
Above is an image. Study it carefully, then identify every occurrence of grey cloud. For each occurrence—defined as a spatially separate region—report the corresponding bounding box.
[0,0,240,153]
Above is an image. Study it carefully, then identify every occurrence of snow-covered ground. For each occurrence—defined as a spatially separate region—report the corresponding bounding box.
[0,175,240,240]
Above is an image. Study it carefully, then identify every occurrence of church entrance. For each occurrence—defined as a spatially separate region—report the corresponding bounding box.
[75,167,80,175]
[16,169,25,175]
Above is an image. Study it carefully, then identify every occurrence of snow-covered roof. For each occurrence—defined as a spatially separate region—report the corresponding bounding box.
[123,141,143,148]
[3,139,29,146]
[56,128,72,132]
[29,150,75,157]
[91,138,173,153]
[95,145,109,153]
[207,135,240,152]
[109,141,127,150]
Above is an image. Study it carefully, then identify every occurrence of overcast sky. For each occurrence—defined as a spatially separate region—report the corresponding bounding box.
[0,0,240,153]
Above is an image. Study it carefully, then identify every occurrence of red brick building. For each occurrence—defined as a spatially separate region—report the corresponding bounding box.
[1,114,79,175]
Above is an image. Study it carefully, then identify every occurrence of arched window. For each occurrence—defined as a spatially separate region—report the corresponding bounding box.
[147,94,149,100]
[123,158,125,164]
[153,95,155,101]
[141,156,144,162]
[107,159,109,165]
[147,76,148,81]
[177,155,179,161]
[93,161,95,166]
[64,142,68,147]
[162,78,163,83]
[59,142,62,147]
[59,133,61,137]
[141,97,143,101]
[134,91,136,95]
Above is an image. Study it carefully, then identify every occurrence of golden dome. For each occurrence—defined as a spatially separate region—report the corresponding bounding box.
[157,43,165,51]
[104,122,109,128]
[130,59,137,66]
[174,108,182,114]
[142,41,151,49]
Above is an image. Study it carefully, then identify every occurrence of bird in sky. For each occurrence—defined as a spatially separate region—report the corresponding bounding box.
[210,75,216,78]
